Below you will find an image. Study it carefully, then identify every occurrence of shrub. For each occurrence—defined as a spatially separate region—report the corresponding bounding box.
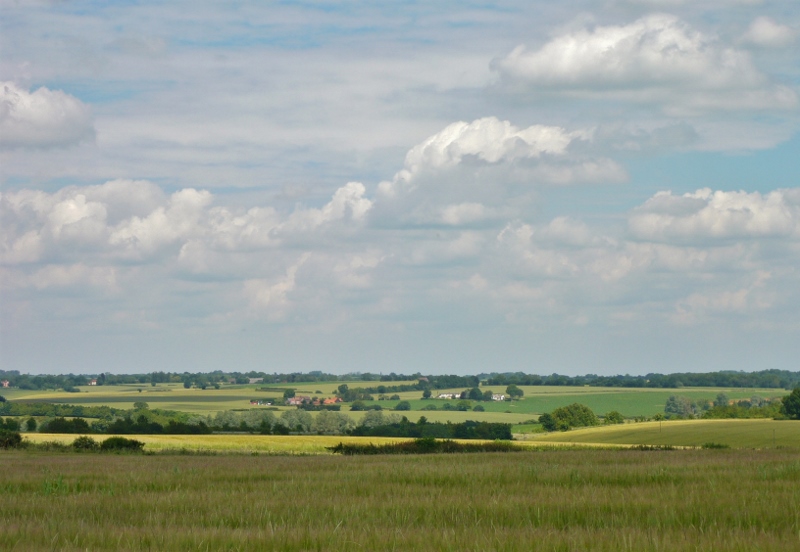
[72,436,100,451]
[604,411,624,424]
[394,401,411,411]
[701,442,730,449]
[100,436,144,452]
[328,438,523,455]
[0,429,23,449]
[472,405,485,412]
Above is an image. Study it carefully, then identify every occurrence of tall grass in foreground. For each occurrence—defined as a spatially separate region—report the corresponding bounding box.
[1,449,799,551]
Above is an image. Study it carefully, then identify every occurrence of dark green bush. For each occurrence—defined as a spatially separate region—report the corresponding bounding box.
[100,436,144,452]
[328,438,523,455]
[0,429,23,449]
[701,442,730,449]
[72,436,100,451]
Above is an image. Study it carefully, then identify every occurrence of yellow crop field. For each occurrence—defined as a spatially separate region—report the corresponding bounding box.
[23,433,414,454]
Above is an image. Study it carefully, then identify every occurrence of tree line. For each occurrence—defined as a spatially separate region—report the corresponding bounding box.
[485,369,800,389]
[5,368,798,392]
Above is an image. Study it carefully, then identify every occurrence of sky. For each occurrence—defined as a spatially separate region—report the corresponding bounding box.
[1,0,799,376]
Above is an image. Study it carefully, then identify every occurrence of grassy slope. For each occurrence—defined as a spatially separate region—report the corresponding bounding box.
[526,419,800,448]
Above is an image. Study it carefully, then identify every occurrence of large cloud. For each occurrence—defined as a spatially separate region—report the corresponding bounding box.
[374,117,625,226]
[0,82,95,149]
[492,14,798,114]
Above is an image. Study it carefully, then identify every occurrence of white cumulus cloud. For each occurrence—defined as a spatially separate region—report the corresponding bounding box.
[0,81,95,149]
[492,14,797,114]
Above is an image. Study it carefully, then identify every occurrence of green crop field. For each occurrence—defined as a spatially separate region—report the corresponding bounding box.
[1,448,799,551]
[526,419,800,448]
[342,385,787,418]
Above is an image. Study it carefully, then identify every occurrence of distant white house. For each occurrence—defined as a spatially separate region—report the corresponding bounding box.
[491,394,506,401]
[437,393,459,399]
[89,379,97,386]
[1,380,9,388]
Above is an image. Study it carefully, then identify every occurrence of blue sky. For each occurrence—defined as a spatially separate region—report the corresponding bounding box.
[1,0,799,375]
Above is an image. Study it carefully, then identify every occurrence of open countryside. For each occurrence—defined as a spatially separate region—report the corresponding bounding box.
[3,370,800,552]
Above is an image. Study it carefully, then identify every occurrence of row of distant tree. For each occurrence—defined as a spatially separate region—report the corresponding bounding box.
[2,368,798,393]
[0,370,422,391]
[485,369,800,390]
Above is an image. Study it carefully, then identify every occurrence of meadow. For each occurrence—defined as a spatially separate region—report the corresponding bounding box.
[1,448,799,551]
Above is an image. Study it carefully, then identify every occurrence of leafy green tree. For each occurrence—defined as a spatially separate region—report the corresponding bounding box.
[506,385,524,399]
[604,411,624,424]
[278,410,313,433]
[394,401,411,411]
[664,395,699,418]
[26,417,37,432]
[714,393,729,408]
[781,387,800,419]
[358,410,386,429]
[538,412,556,432]
[283,389,296,400]
[1,417,20,430]
[422,389,432,399]
[467,387,483,401]
[549,404,599,430]
[132,401,149,410]
[313,411,354,434]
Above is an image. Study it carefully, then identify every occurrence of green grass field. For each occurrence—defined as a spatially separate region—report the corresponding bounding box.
[526,419,800,448]
[2,448,799,551]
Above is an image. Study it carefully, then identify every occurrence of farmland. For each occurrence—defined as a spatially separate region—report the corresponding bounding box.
[2,448,799,551]
[2,381,788,419]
